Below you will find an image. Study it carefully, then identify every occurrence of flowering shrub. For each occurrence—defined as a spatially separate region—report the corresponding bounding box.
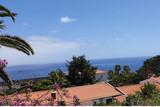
[0,59,8,69]
[0,58,12,89]
[73,95,80,106]
[0,82,80,106]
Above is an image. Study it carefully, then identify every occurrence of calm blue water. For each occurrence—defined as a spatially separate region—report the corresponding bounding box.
[3,56,149,81]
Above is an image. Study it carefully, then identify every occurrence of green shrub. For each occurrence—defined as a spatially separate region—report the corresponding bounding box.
[49,69,71,87]
[32,79,52,91]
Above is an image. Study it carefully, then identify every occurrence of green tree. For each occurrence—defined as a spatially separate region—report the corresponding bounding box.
[137,56,160,80]
[121,65,139,85]
[123,65,131,73]
[108,65,140,86]
[115,64,121,74]
[49,69,70,87]
[108,65,122,86]
[67,55,97,86]
[0,4,34,89]
[140,83,158,98]
[123,83,160,106]
[123,92,143,106]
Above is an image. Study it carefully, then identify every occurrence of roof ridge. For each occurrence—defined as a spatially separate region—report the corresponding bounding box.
[117,84,141,88]
[66,82,106,90]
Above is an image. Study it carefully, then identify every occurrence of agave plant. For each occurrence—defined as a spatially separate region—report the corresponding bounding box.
[0,4,34,89]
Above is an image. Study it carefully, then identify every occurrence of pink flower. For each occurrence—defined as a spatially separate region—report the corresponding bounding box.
[0,59,8,69]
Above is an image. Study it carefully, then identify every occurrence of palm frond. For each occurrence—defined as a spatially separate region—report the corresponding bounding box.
[0,5,17,22]
[0,20,5,29]
[0,35,34,55]
[0,69,12,89]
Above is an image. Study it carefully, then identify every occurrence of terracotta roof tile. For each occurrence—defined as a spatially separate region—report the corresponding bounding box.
[117,84,142,95]
[6,82,121,105]
[140,76,160,85]
[96,70,107,74]
[63,82,121,104]
[116,83,160,102]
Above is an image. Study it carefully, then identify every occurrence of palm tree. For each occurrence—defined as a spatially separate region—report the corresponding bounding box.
[49,69,70,87]
[0,4,34,89]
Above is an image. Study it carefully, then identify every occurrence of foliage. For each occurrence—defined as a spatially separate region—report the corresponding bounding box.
[0,82,80,106]
[108,65,139,86]
[0,4,34,55]
[30,69,70,91]
[123,83,160,106]
[137,55,160,80]
[123,92,143,106]
[108,55,160,87]
[49,69,71,87]
[67,55,97,86]
[95,101,121,106]
[32,79,52,91]
[140,83,158,98]
[0,4,34,89]
[0,59,12,89]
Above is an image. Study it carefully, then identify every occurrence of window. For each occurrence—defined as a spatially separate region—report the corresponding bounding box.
[99,98,103,103]
[106,98,113,104]
[93,101,97,106]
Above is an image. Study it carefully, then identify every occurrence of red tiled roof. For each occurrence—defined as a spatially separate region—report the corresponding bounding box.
[140,76,160,85]
[7,82,121,105]
[96,70,107,74]
[117,84,142,95]
[115,83,160,102]
[63,82,121,104]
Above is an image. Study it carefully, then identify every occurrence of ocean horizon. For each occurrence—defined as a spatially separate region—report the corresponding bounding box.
[3,56,150,81]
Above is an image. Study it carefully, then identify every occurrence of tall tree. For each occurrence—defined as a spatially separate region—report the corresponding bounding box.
[115,64,121,74]
[108,65,139,86]
[0,4,34,88]
[67,55,97,86]
[137,55,160,80]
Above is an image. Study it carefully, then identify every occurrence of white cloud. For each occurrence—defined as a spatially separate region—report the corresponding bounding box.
[23,23,29,27]
[60,16,76,23]
[29,36,80,53]
[49,30,57,34]
[0,36,81,65]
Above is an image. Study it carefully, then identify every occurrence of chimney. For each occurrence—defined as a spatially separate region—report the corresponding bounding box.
[51,91,57,99]
[152,74,156,77]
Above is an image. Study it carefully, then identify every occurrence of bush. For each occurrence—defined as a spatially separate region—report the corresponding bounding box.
[123,83,160,106]
[49,69,71,87]
[32,79,52,91]
[95,102,121,106]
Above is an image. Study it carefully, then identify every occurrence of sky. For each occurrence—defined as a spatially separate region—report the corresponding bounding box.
[0,0,160,65]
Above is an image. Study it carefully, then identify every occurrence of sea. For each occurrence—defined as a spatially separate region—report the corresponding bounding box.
[2,56,150,81]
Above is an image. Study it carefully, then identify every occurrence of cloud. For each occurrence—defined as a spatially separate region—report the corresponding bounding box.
[29,36,80,53]
[60,16,76,23]
[49,30,57,34]
[0,36,81,65]
[23,23,30,27]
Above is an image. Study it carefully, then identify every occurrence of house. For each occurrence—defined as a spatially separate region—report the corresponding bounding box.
[95,70,108,82]
[115,84,142,102]
[7,82,123,106]
[115,76,160,102]
[62,82,122,106]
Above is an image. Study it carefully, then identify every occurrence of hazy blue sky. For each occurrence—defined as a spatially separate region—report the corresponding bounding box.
[0,0,160,65]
